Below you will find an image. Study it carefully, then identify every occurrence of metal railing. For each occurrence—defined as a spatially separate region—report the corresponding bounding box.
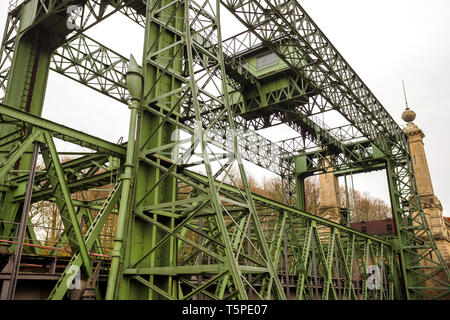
[0,219,114,258]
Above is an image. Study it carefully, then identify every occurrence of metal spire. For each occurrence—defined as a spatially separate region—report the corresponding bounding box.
[402,80,409,110]
[401,81,416,123]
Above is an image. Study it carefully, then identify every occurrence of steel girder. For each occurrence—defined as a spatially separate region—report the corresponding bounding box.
[49,34,292,176]
[0,103,126,156]
[104,0,287,300]
[0,1,375,181]
[218,0,449,300]
[44,31,377,204]
[0,0,66,262]
[0,128,114,283]
[0,117,397,300]
[0,0,150,102]
[0,10,19,102]
[47,180,122,299]
[176,170,396,300]
[0,1,446,296]
[0,113,121,298]
[0,103,122,226]
[52,34,130,103]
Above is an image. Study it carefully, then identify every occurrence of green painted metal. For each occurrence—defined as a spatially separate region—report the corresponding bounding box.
[0,0,447,301]
[184,0,249,299]
[107,0,185,300]
[0,103,126,156]
[0,0,54,252]
[47,181,122,300]
[105,55,142,299]
[0,129,42,181]
[40,131,92,276]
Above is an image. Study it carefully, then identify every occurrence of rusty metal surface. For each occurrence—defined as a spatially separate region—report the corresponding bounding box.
[350,219,396,235]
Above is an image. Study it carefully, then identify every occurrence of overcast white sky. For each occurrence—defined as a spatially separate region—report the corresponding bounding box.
[0,1,449,216]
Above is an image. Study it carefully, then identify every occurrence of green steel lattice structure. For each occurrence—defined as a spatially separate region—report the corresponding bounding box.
[0,0,448,300]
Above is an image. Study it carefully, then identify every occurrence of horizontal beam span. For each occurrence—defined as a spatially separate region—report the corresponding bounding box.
[124,265,228,276]
[186,170,391,246]
[0,103,126,156]
[123,265,268,276]
[13,170,118,202]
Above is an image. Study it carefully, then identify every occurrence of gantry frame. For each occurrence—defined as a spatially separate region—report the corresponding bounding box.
[0,0,448,300]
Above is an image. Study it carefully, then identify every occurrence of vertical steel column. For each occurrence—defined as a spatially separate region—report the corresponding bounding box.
[385,160,414,299]
[311,232,319,300]
[114,0,184,299]
[283,222,291,299]
[6,141,38,300]
[334,240,341,299]
[197,217,203,300]
[105,56,142,299]
[295,175,306,211]
[247,221,253,299]
[215,0,286,300]
[0,0,54,243]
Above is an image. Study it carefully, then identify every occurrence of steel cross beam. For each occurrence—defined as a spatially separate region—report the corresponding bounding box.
[47,32,377,202]
[284,140,386,177]
[51,34,130,103]
[220,0,450,299]
[0,0,153,103]
[131,159,396,300]
[103,0,287,300]
[48,34,292,176]
[0,0,447,301]
[47,180,122,300]
[39,131,93,276]
[1,1,371,181]
[0,103,126,156]
[220,1,403,157]
[0,129,98,276]
[0,103,122,248]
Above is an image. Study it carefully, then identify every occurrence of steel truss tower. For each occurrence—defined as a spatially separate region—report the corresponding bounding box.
[0,0,448,300]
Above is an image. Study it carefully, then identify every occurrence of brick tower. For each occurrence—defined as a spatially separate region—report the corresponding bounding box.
[318,167,342,223]
[402,105,450,287]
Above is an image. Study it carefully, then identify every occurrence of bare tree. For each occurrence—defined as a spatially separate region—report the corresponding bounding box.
[340,187,391,222]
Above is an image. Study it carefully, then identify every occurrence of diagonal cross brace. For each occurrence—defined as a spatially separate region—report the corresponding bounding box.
[40,131,91,276]
[48,181,122,300]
